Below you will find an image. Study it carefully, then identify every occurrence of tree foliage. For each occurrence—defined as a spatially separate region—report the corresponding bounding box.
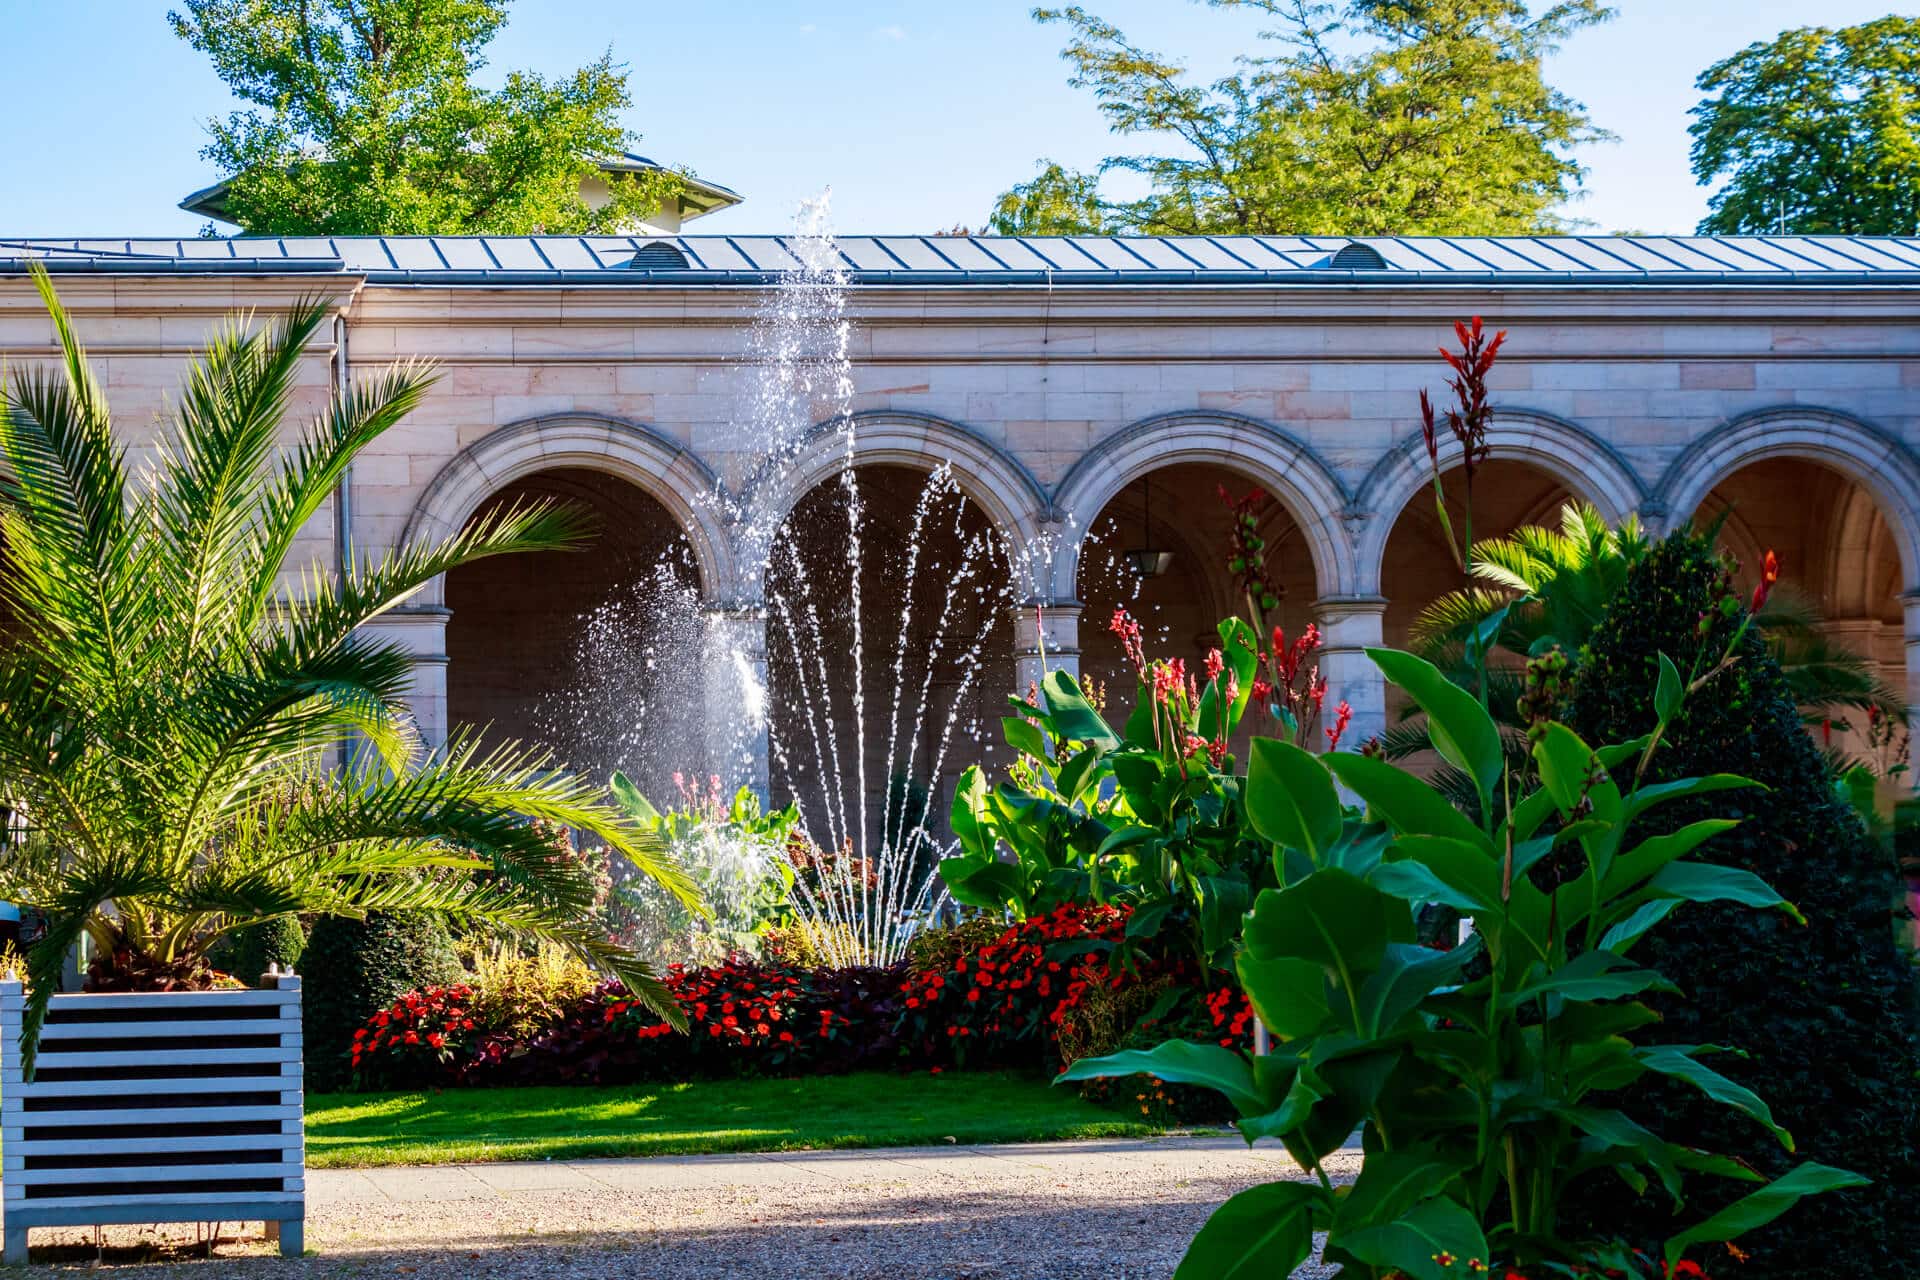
[169,0,679,235]
[990,0,1613,236]
[1691,17,1920,235]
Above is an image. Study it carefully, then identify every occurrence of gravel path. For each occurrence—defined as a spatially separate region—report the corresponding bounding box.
[19,1136,1358,1278]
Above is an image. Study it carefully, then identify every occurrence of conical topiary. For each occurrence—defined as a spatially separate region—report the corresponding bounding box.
[301,912,463,1092]
[1565,527,1920,1278]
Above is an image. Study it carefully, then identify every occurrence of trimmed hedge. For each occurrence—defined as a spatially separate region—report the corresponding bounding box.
[303,911,462,1092]
[211,913,307,985]
[1565,529,1920,1279]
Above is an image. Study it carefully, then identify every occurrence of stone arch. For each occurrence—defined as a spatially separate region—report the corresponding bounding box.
[741,410,1053,596]
[1353,408,1647,595]
[403,414,732,606]
[1049,411,1355,601]
[1652,406,1920,591]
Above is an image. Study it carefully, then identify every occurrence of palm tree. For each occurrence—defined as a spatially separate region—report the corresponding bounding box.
[1397,501,1906,772]
[0,266,695,1069]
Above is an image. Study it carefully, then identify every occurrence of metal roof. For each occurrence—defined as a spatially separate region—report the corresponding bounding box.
[6,234,1920,286]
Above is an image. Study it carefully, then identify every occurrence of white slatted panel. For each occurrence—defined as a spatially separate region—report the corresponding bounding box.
[0,974,305,1261]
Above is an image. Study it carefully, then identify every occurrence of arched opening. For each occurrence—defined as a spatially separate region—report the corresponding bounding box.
[1379,459,1576,651]
[1696,457,1909,773]
[443,467,704,797]
[1076,463,1325,752]
[764,463,1017,865]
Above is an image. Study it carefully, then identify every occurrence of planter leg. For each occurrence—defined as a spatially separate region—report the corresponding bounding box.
[5,1224,27,1264]
[274,1219,303,1258]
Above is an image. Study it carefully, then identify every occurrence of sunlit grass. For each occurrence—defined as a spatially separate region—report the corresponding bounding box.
[305,1070,1159,1167]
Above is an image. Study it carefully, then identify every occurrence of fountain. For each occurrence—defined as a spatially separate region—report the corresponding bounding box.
[549,194,1019,968]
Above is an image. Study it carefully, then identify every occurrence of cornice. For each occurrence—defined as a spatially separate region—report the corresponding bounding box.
[0,273,364,317]
[342,282,1920,329]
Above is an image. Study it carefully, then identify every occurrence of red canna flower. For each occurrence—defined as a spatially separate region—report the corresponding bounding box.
[1326,700,1353,751]
[1750,548,1779,614]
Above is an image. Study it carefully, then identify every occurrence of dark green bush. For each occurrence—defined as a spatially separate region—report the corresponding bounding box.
[210,914,307,985]
[1566,529,1920,1278]
[302,912,461,1092]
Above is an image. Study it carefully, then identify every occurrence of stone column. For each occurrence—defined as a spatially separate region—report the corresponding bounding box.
[362,604,452,752]
[703,602,771,802]
[1904,591,1920,753]
[1314,596,1389,749]
[1011,599,1082,703]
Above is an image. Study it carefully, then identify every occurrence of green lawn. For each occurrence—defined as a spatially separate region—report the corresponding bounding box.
[305,1070,1160,1167]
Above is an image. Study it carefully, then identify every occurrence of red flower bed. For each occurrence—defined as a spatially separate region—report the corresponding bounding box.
[598,957,891,1075]
[345,907,1244,1089]
[350,984,480,1089]
[898,903,1195,1069]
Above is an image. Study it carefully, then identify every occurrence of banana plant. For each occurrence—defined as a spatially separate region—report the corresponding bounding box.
[940,616,1266,968]
[1062,646,1866,1279]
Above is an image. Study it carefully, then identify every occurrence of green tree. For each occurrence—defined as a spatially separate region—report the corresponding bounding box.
[0,267,696,1069]
[990,161,1111,235]
[989,0,1613,236]
[1691,18,1920,235]
[169,0,679,235]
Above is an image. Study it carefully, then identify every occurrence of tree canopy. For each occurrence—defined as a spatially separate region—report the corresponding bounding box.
[1690,17,1920,236]
[169,0,679,235]
[989,0,1614,237]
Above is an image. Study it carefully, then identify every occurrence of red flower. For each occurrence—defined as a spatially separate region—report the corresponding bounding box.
[1326,700,1353,752]
[1751,548,1779,613]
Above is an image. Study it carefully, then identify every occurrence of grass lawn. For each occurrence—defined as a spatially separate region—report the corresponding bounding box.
[304,1070,1161,1167]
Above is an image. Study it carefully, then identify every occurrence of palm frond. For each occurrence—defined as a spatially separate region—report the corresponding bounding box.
[154,300,330,657]
[239,361,437,628]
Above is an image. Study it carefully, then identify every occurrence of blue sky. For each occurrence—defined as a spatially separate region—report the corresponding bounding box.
[0,1,1907,237]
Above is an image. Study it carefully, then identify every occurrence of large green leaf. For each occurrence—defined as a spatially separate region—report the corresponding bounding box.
[1001,714,1050,764]
[1654,651,1683,724]
[1243,870,1413,978]
[937,854,1027,913]
[1381,834,1502,913]
[1664,1163,1872,1269]
[1504,949,1678,1008]
[1337,1194,1488,1280]
[1217,616,1260,726]
[1236,951,1333,1042]
[1559,1105,1685,1204]
[1602,820,1744,896]
[1623,773,1759,824]
[608,771,657,822]
[1055,745,1103,805]
[1324,752,1491,848]
[1369,860,1484,915]
[1335,1148,1466,1233]
[1531,721,1621,833]
[948,765,990,854]
[1643,862,1804,923]
[1247,737,1342,859]
[1368,647,1502,801]
[1354,943,1471,1038]
[1636,1045,1792,1148]
[1041,669,1120,749]
[1056,1040,1268,1116]
[1597,898,1681,953]
[1238,1058,1329,1143]
[1173,1180,1322,1280]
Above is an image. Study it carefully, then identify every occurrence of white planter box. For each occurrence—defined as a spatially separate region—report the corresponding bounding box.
[0,973,304,1262]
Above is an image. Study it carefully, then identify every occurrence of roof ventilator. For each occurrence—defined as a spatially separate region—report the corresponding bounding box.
[627,241,690,270]
[1329,241,1388,270]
